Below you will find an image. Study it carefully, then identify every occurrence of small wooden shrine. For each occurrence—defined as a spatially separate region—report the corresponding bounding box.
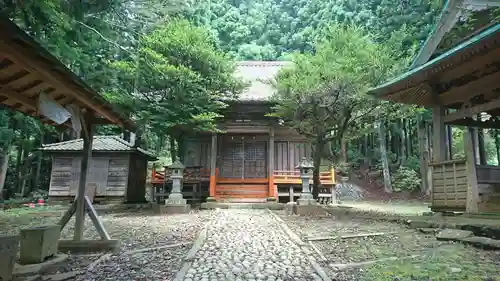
[41,136,157,203]
[368,10,500,214]
[150,61,336,203]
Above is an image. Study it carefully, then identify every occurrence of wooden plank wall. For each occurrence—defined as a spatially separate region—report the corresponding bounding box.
[274,141,312,170]
[106,156,129,196]
[48,157,74,196]
[431,160,468,211]
[49,155,130,197]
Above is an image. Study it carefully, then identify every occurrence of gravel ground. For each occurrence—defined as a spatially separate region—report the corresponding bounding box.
[277,211,500,281]
[78,243,193,281]
[186,209,324,281]
[1,206,212,280]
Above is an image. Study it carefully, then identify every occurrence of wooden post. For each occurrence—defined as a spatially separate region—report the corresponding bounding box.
[209,134,217,198]
[74,113,93,241]
[268,126,275,198]
[432,105,447,162]
[464,127,479,213]
[330,167,336,204]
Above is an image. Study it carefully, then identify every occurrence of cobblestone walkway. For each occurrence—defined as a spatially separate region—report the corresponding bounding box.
[183,209,323,281]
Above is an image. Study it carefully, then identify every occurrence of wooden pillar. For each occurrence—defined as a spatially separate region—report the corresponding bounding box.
[464,127,479,213]
[74,113,93,241]
[209,133,217,198]
[432,106,446,162]
[268,126,275,198]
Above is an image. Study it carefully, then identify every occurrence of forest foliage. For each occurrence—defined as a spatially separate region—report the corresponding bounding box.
[0,0,498,199]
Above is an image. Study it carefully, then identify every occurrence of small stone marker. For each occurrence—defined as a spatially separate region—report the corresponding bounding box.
[436,229,473,241]
[20,225,61,264]
[0,235,19,281]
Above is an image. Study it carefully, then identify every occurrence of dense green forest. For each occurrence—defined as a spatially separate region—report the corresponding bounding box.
[0,0,499,200]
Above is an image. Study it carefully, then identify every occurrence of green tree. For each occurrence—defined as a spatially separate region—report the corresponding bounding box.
[271,24,408,197]
[110,19,245,159]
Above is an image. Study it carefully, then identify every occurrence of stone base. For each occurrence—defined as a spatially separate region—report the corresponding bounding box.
[20,225,60,265]
[58,239,120,253]
[296,198,318,206]
[14,254,68,277]
[284,202,296,215]
[294,204,330,216]
[163,204,191,214]
[0,235,19,281]
[200,202,284,210]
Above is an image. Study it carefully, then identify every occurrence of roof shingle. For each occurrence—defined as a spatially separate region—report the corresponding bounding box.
[235,61,292,101]
[40,136,157,160]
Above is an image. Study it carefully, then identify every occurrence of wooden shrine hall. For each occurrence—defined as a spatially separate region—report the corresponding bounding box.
[150,61,336,204]
[0,17,136,252]
[368,22,500,213]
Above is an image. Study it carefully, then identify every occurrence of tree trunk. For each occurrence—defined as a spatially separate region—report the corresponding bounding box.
[377,120,392,193]
[312,138,324,199]
[0,151,9,199]
[446,125,453,160]
[176,134,186,162]
[169,137,176,163]
[478,129,487,165]
[340,137,347,163]
[400,119,407,165]
[418,120,430,195]
[494,130,500,165]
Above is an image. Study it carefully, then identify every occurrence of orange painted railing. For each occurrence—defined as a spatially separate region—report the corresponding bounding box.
[150,164,211,184]
[273,168,336,185]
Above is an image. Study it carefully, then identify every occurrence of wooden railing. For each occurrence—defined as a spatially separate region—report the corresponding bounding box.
[273,169,335,185]
[150,164,210,184]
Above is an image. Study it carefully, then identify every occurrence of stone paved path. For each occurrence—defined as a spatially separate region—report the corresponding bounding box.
[183,209,324,281]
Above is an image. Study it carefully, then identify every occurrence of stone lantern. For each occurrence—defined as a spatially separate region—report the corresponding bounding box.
[164,157,190,213]
[296,157,316,205]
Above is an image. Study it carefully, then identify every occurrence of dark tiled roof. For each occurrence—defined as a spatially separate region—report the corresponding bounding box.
[235,61,292,101]
[40,136,157,159]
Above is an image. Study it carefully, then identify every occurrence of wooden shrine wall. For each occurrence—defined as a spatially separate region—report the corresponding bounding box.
[48,155,130,197]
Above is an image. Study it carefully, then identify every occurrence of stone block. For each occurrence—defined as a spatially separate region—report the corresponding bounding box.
[457,236,500,250]
[20,225,60,265]
[163,204,191,214]
[284,202,296,215]
[294,204,329,216]
[0,235,19,281]
[407,220,438,229]
[296,198,317,206]
[436,229,474,241]
[58,240,120,254]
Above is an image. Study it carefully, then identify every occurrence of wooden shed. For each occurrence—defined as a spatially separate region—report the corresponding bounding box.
[41,136,157,203]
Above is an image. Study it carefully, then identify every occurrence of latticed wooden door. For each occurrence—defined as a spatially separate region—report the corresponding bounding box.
[219,135,267,179]
[244,141,267,178]
[220,136,244,178]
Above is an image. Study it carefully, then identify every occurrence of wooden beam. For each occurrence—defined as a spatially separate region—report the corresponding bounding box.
[411,0,464,68]
[439,49,500,83]
[0,84,38,111]
[209,134,217,198]
[0,41,123,127]
[268,126,275,198]
[438,71,500,105]
[444,97,500,123]
[446,118,500,129]
[73,112,93,241]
